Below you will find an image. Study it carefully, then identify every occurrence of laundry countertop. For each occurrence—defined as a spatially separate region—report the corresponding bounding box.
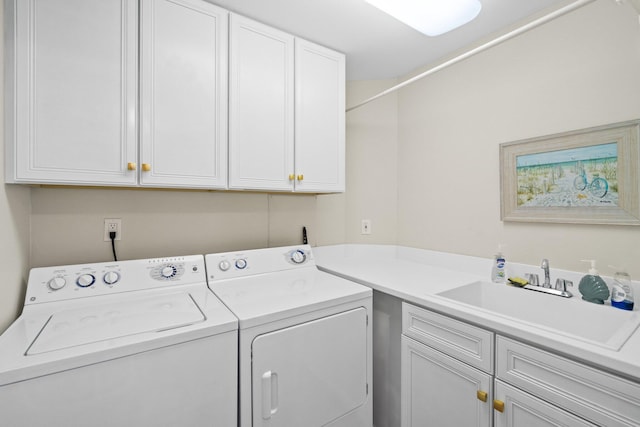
[313,244,640,383]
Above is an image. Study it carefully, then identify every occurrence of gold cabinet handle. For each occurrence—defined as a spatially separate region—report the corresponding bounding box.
[288,174,295,180]
[477,390,488,402]
[297,174,304,181]
[127,162,137,171]
[493,399,505,413]
[142,163,151,172]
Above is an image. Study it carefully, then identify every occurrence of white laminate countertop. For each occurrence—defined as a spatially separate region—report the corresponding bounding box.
[313,244,640,382]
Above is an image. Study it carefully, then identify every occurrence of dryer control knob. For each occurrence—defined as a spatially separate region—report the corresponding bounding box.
[161,265,177,278]
[218,260,231,271]
[291,250,307,264]
[103,271,120,285]
[235,259,247,269]
[76,274,96,288]
[48,277,66,291]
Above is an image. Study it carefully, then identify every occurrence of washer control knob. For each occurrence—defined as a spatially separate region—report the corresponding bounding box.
[48,277,66,291]
[291,249,307,264]
[235,259,247,270]
[161,265,177,278]
[218,260,231,271]
[103,271,120,285]
[76,274,96,288]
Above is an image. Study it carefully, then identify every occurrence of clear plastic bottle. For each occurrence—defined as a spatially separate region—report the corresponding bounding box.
[610,269,635,311]
[491,249,506,284]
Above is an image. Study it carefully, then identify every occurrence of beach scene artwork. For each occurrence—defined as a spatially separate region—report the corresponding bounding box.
[516,142,618,208]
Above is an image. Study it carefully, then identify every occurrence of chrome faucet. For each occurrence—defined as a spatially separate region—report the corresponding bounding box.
[523,259,572,298]
[541,258,551,288]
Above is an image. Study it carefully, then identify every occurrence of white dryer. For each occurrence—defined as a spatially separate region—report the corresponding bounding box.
[205,245,373,427]
[0,255,238,427]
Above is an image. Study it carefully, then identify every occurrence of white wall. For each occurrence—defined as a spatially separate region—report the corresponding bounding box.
[0,2,31,332]
[29,188,318,267]
[396,0,640,276]
[318,80,399,246]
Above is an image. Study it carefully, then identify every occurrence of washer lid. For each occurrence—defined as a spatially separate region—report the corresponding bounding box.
[27,293,205,355]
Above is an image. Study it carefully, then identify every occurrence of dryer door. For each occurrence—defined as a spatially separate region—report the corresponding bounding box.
[252,307,368,426]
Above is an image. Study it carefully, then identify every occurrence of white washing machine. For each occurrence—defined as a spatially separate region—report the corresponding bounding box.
[0,255,238,427]
[205,245,373,427]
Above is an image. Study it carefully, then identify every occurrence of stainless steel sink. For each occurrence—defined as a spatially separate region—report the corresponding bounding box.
[437,281,640,351]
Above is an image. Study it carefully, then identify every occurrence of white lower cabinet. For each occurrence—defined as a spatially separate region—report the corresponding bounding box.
[496,336,640,427]
[402,335,492,427]
[401,303,494,427]
[401,303,639,427]
[494,380,595,427]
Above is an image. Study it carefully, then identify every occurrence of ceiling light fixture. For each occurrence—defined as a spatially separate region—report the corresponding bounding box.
[365,0,482,37]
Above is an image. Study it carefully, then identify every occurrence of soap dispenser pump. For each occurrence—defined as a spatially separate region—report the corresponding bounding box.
[578,260,610,304]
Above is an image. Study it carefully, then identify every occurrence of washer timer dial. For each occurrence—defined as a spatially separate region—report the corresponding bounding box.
[161,265,177,278]
[150,263,185,281]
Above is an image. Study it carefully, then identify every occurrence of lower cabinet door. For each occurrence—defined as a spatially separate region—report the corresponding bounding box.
[401,335,492,427]
[494,380,596,427]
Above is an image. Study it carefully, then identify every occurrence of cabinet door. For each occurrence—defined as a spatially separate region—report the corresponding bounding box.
[139,0,227,189]
[401,335,492,427]
[294,39,345,193]
[494,380,596,427]
[5,0,137,185]
[229,14,294,191]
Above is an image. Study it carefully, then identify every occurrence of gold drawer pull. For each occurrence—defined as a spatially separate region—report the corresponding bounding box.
[493,399,505,413]
[297,174,304,181]
[127,162,137,171]
[288,174,295,180]
[477,390,488,402]
[142,163,151,172]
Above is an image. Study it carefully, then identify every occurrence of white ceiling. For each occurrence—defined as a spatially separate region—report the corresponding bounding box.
[210,0,577,80]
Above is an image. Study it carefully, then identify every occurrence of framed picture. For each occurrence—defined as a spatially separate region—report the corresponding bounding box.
[500,119,640,225]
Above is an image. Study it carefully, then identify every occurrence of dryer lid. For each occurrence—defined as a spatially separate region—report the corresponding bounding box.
[27,293,205,355]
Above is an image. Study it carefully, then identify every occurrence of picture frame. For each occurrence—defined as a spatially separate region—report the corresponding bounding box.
[500,119,640,225]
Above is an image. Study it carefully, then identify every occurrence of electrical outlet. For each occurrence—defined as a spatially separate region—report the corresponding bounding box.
[361,219,372,235]
[104,218,122,241]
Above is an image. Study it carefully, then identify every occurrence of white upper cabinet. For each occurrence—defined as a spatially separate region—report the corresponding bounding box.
[140,0,228,189]
[5,0,138,185]
[6,2,344,192]
[229,15,345,193]
[228,14,295,191]
[294,39,345,193]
